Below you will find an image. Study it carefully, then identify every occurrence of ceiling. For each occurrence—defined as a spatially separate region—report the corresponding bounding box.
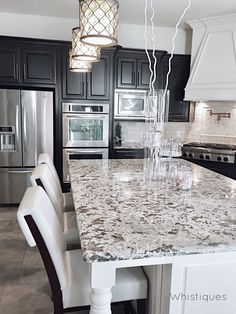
[0,0,236,28]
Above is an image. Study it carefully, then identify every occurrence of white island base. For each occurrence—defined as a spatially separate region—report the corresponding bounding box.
[144,252,236,314]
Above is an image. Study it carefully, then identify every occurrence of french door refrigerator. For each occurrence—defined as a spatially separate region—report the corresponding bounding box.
[0,89,53,204]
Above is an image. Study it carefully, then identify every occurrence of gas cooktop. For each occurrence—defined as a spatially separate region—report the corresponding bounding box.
[182,142,236,164]
[183,142,236,151]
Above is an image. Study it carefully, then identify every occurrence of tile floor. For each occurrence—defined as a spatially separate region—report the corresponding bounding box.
[0,206,126,314]
[0,206,55,314]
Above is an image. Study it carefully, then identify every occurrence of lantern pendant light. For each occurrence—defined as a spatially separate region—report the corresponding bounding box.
[79,0,119,47]
[69,49,92,72]
[72,27,101,62]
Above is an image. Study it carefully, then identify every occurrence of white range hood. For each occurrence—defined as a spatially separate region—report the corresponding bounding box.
[185,14,236,101]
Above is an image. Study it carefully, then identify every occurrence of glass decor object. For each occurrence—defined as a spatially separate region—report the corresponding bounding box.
[72,27,101,62]
[175,164,193,191]
[144,89,170,133]
[143,89,170,182]
[143,129,162,181]
[80,0,119,47]
[69,49,92,72]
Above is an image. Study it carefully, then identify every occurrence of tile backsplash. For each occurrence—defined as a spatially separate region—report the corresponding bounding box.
[115,101,236,145]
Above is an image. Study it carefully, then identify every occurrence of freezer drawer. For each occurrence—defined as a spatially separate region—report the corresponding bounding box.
[0,168,33,204]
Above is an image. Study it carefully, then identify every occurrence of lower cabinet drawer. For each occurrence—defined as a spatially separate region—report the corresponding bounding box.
[113,149,144,159]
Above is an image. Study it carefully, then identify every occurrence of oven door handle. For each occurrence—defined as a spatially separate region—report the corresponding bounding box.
[65,149,106,154]
[64,114,108,119]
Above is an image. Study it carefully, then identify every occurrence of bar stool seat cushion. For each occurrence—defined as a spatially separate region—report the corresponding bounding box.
[63,192,74,213]
[64,212,80,250]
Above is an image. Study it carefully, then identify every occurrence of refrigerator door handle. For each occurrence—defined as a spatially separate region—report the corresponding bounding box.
[21,91,37,166]
[8,170,32,174]
[15,103,20,152]
[0,169,32,174]
[22,98,27,154]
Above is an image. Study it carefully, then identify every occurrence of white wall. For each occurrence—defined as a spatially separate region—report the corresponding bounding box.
[117,102,236,145]
[118,23,191,54]
[0,12,191,54]
[166,101,236,144]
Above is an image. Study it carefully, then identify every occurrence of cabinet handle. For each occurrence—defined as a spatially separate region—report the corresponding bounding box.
[15,64,19,79]
[137,71,140,86]
[81,81,84,94]
[86,80,88,94]
[23,64,26,79]
[132,72,135,85]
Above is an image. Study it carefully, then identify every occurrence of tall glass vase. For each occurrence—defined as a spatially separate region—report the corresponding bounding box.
[143,89,170,181]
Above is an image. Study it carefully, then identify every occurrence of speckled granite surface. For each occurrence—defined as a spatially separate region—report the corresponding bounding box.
[69,159,236,262]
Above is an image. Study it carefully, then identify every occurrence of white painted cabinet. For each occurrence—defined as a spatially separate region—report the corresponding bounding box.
[144,254,236,314]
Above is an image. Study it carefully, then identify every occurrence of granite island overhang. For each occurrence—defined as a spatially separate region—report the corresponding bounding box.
[68,159,236,263]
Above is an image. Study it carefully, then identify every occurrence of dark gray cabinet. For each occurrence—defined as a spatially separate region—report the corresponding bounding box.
[113,149,144,159]
[0,43,56,85]
[87,54,110,100]
[159,54,191,122]
[116,50,191,122]
[116,57,137,88]
[22,48,55,84]
[62,48,111,100]
[116,56,153,89]
[0,45,20,83]
[62,49,86,99]
[116,50,166,90]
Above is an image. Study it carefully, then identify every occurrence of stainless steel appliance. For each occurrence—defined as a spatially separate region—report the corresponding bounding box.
[62,103,109,148]
[62,103,109,183]
[63,148,108,182]
[114,89,146,120]
[182,142,236,179]
[0,89,53,204]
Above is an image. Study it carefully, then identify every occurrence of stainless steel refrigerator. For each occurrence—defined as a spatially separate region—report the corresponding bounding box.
[0,89,53,204]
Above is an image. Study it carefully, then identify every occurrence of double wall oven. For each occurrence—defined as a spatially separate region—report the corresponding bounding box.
[62,103,109,182]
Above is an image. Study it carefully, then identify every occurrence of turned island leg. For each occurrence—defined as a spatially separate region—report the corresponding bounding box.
[89,262,116,314]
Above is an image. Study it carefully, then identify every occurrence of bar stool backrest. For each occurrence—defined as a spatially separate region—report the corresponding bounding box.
[17,186,68,290]
[38,153,62,193]
[30,164,64,228]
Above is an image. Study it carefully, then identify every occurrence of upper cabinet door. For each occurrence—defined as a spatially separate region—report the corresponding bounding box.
[160,55,191,122]
[21,48,56,84]
[137,59,152,89]
[86,54,110,100]
[116,57,137,89]
[62,49,86,100]
[0,45,20,83]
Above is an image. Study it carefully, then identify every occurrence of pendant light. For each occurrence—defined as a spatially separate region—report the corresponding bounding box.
[69,49,92,72]
[72,27,101,62]
[79,0,119,47]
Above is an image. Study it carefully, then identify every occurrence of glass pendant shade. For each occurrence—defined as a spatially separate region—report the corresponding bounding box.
[69,49,92,72]
[80,0,119,47]
[71,27,101,62]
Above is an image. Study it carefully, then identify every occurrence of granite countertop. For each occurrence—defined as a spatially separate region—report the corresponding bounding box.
[69,159,236,262]
[113,142,144,149]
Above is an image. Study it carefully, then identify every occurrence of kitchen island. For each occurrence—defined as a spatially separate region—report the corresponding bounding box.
[69,159,236,314]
